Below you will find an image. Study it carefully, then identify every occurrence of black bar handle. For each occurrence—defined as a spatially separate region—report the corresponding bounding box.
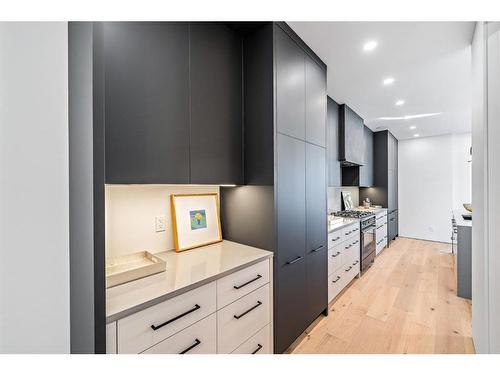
[286,256,303,265]
[311,245,324,253]
[332,251,340,258]
[234,301,262,319]
[233,274,262,290]
[179,339,201,354]
[151,304,201,331]
[345,244,351,249]
[345,265,352,272]
[332,276,341,283]
[252,344,263,354]
[353,240,359,244]
[352,260,359,266]
[332,236,340,241]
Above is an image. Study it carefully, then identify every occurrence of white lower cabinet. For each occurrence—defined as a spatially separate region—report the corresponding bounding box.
[106,322,117,354]
[231,324,271,354]
[217,284,271,354]
[375,212,388,255]
[327,223,360,303]
[112,258,273,354]
[142,314,217,354]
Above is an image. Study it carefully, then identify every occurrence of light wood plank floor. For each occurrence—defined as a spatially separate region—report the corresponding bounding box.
[292,237,474,354]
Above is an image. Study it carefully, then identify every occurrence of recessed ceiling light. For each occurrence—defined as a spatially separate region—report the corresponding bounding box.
[395,100,405,106]
[363,40,378,52]
[383,77,395,85]
[414,134,420,137]
[409,126,417,130]
[375,113,442,121]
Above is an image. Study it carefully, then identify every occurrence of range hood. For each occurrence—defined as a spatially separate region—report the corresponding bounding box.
[339,104,364,166]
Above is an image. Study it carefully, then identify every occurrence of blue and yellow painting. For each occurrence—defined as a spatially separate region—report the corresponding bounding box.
[190,209,207,230]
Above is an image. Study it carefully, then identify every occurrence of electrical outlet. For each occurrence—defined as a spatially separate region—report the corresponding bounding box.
[155,216,166,232]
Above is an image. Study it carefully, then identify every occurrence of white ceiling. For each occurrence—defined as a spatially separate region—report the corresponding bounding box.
[289,22,475,140]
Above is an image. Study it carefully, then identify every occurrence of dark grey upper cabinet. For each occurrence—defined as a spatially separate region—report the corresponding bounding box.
[104,22,190,184]
[277,133,306,267]
[305,56,327,147]
[339,104,364,166]
[305,143,327,321]
[276,26,306,140]
[190,23,243,185]
[327,97,341,186]
[359,126,374,187]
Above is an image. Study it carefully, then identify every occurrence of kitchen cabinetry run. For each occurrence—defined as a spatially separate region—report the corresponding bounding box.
[327,223,361,302]
[221,22,327,353]
[360,130,399,243]
[112,259,273,354]
[327,97,341,187]
[103,22,243,185]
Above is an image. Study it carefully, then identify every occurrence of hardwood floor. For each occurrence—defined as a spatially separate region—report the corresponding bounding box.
[292,237,474,354]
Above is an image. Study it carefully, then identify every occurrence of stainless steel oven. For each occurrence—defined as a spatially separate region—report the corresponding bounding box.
[360,215,376,272]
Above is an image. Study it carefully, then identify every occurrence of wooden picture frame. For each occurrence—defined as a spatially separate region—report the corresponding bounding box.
[170,193,223,252]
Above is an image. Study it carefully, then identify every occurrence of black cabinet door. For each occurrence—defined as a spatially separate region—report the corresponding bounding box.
[190,23,243,185]
[275,26,306,140]
[388,168,397,211]
[327,97,341,186]
[305,56,327,147]
[359,126,374,187]
[305,143,327,321]
[104,22,190,184]
[276,133,306,353]
[277,133,306,267]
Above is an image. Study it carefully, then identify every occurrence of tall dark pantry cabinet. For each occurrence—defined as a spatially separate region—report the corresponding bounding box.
[221,23,328,353]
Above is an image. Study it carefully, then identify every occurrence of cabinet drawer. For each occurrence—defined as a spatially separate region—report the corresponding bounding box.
[342,237,359,265]
[328,244,343,275]
[376,224,387,239]
[217,284,271,354]
[328,230,342,248]
[343,224,359,239]
[328,269,343,302]
[117,281,216,354]
[106,322,117,354]
[341,259,359,289]
[142,313,216,354]
[231,324,271,354]
[217,260,270,309]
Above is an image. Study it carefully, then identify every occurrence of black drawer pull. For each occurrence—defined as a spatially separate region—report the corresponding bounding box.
[332,251,340,258]
[345,244,351,249]
[179,339,201,354]
[332,276,341,283]
[151,304,201,331]
[346,231,352,235]
[353,228,359,232]
[234,301,262,319]
[332,236,340,241]
[311,245,324,253]
[352,260,359,266]
[345,266,352,272]
[252,344,263,354]
[286,256,303,265]
[353,240,359,244]
[234,274,262,290]
[377,225,384,229]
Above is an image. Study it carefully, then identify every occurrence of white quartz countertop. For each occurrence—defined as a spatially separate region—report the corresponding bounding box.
[453,209,472,228]
[328,217,359,233]
[106,240,273,322]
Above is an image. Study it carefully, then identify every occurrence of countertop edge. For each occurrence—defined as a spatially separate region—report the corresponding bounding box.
[328,220,359,233]
[106,252,273,323]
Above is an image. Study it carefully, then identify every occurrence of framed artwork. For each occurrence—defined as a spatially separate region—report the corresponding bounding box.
[170,193,222,252]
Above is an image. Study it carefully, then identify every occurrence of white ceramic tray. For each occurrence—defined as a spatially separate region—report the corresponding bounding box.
[106,251,166,288]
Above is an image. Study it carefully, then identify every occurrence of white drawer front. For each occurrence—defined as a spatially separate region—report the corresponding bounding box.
[106,322,117,354]
[118,281,216,354]
[217,284,270,354]
[328,244,343,275]
[341,260,359,290]
[376,224,387,240]
[217,260,270,309]
[342,237,359,265]
[142,313,216,354]
[328,270,343,302]
[343,224,359,239]
[231,324,271,354]
[328,230,342,248]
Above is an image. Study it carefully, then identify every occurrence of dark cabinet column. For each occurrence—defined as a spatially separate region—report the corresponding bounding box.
[305,56,327,147]
[305,143,327,321]
[327,97,341,186]
[360,126,374,187]
[190,23,243,185]
[275,133,307,353]
[275,26,306,140]
[104,22,190,184]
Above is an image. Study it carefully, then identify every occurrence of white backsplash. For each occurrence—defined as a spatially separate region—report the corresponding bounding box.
[105,184,219,259]
[327,187,360,213]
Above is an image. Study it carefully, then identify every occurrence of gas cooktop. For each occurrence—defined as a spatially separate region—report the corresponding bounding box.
[332,210,374,219]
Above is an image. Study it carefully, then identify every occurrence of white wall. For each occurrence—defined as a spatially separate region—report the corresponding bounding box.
[399,133,471,244]
[106,185,218,258]
[0,22,70,353]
